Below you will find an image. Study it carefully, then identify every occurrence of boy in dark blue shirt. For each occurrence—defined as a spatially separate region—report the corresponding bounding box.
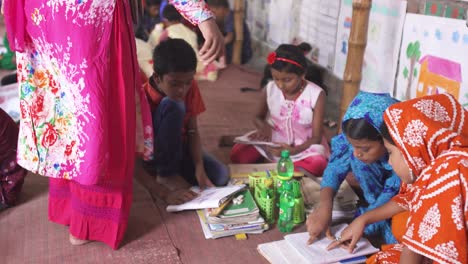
[206,0,252,64]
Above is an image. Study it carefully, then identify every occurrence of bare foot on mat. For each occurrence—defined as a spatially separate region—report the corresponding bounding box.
[69,234,91,246]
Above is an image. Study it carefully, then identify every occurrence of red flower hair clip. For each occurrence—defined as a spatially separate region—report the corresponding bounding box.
[266,51,304,68]
[267,52,276,65]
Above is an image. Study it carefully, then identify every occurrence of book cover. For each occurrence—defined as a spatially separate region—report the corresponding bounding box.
[197,210,266,239]
[166,185,245,212]
[207,189,259,220]
[234,130,281,147]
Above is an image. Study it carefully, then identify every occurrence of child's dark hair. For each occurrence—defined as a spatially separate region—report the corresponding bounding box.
[297,42,312,54]
[134,23,148,41]
[146,0,161,7]
[271,44,307,76]
[380,122,396,145]
[152,39,197,77]
[206,0,229,8]
[162,4,182,22]
[343,118,382,141]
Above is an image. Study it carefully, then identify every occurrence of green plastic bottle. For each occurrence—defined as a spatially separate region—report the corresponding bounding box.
[292,180,305,224]
[278,180,295,232]
[277,150,294,179]
[277,149,294,194]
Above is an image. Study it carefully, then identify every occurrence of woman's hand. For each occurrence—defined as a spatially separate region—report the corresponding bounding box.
[198,18,225,64]
[306,205,332,244]
[326,216,367,253]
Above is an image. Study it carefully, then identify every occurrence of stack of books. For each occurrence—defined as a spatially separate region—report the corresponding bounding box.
[196,189,267,239]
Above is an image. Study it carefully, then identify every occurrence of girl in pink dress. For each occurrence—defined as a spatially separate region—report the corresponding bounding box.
[231,44,330,176]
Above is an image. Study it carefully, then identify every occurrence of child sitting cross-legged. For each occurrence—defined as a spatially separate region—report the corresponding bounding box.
[230,44,330,177]
[140,38,229,204]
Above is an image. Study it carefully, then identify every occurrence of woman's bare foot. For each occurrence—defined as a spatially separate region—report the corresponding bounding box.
[69,234,91,246]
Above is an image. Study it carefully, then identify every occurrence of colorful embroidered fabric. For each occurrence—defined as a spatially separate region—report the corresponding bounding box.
[321,91,401,244]
[372,94,468,263]
[5,1,128,184]
[169,0,214,25]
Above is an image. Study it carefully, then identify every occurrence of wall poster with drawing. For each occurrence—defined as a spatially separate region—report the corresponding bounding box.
[394,14,468,108]
[334,0,406,93]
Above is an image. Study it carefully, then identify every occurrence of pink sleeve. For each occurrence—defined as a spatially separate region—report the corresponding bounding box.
[169,0,214,25]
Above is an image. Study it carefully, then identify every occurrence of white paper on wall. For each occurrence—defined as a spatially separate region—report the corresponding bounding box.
[297,0,340,70]
[245,0,269,43]
[334,0,407,94]
[395,14,468,108]
[267,0,294,47]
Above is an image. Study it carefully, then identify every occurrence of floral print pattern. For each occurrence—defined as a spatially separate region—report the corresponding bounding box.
[169,0,213,25]
[13,1,116,182]
[374,94,468,263]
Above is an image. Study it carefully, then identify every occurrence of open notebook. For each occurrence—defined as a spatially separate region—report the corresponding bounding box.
[258,224,379,264]
[234,130,281,147]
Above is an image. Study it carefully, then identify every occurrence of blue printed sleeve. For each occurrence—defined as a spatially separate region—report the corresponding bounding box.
[320,134,352,192]
[365,170,401,211]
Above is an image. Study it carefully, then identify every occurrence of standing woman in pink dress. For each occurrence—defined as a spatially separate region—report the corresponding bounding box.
[3,0,223,249]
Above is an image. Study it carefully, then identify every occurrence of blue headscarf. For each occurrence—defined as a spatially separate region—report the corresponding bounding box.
[342,91,399,132]
[321,91,400,244]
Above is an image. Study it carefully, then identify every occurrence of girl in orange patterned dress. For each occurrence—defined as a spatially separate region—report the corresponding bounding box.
[327,93,468,263]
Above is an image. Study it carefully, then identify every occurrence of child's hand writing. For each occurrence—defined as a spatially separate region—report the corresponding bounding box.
[195,166,215,190]
[306,205,332,244]
[326,216,366,253]
[250,125,272,142]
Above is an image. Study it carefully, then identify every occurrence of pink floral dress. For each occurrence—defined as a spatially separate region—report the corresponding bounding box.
[255,81,330,162]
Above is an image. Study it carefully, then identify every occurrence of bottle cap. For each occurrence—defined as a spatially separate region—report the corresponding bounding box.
[280,149,290,158]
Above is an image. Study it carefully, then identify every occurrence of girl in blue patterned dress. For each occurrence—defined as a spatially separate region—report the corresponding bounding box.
[306,91,401,245]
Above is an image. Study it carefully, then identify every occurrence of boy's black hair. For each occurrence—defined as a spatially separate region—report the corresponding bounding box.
[297,42,312,53]
[162,4,182,22]
[134,23,148,41]
[343,118,382,141]
[152,39,197,77]
[146,0,162,7]
[380,122,396,145]
[206,0,229,8]
[271,44,307,76]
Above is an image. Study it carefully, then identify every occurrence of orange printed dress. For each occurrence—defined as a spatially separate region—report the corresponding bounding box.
[369,94,468,263]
